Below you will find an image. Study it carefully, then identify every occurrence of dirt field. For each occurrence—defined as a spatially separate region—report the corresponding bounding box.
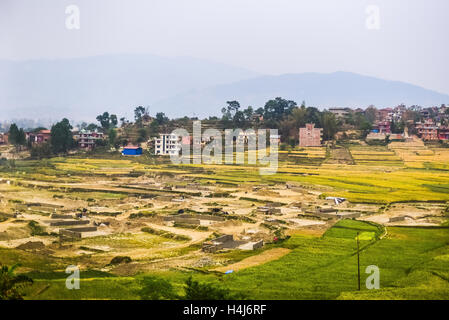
[1,144,448,283]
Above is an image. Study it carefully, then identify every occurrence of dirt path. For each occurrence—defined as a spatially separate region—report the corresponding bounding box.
[214,248,291,273]
[144,222,212,243]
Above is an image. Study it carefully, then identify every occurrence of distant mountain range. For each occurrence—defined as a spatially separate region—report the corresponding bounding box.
[1,54,448,122]
[0,54,259,122]
[157,72,449,118]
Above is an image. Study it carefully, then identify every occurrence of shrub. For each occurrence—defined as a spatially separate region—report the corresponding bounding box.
[206,192,233,198]
[28,221,49,236]
[30,143,52,159]
[0,264,33,300]
[141,227,191,241]
[109,256,132,265]
[183,277,244,300]
[129,211,157,219]
[137,276,178,300]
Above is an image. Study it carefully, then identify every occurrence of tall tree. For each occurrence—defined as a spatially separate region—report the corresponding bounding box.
[108,128,118,148]
[50,118,74,154]
[8,124,26,150]
[134,106,147,126]
[243,106,254,121]
[96,112,118,131]
[305,107,321,126]
[290,106,307,128]
[155,112,169,126]
[8,124,19,144]
[263,97,297,122]
[86,123,99,131]
[221,101,241,122]
[320,112,338,141]
[365,105,378,124]
[110,114,118,128]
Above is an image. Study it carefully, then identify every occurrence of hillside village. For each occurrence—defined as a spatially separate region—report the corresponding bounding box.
[3,0,449,305]
[1,99,449,300]
[1,101,448,159]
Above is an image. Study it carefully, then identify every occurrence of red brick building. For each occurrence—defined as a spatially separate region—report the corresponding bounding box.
[27,129,51,145]
[439,126,449,140]
[0,133,8,144]
[415,119,439,141]
[373,121,391,134]
[299,123,322,147]
[378,108,393,121]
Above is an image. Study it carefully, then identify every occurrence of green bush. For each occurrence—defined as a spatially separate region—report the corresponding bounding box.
[137,276,178,300]
[129,211,157,219]
[109,256,132,265]
[30,143,52,159]
[184,277,244,300]
[27,221,49,236]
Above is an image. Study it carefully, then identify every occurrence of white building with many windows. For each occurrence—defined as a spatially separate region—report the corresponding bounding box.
[154,133,181,155]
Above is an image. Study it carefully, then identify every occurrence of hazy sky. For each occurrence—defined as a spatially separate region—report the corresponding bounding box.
[1,0,448,94]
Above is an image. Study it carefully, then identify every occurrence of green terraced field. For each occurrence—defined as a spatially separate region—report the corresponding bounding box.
[18,220,449,300]
[1,145,449,300]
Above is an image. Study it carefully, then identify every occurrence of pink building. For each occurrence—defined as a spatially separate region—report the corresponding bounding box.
[299,123,322,147]
[373,121,391,134]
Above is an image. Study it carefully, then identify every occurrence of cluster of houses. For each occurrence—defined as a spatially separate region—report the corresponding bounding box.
[374,105,448,142]
[22,129,106,149]
[0,130,53,147]
[1,104,448,155]
[0,128,107,150]
[329,105,449,143]
[150,131,285,156]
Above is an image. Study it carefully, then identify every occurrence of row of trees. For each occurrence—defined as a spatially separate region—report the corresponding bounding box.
[8,124,26,150]
[219,98,340,144]
[217,98,432,144]
[137,276,243,300]
[0,263,241,300]
[8,118,75,159]
[9,99,422,157]
[90,100,373,148]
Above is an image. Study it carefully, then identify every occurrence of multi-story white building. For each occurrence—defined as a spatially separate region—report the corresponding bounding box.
[154,133,181,155]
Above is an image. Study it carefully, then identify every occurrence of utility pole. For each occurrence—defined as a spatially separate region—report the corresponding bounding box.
[357,232,361,291]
